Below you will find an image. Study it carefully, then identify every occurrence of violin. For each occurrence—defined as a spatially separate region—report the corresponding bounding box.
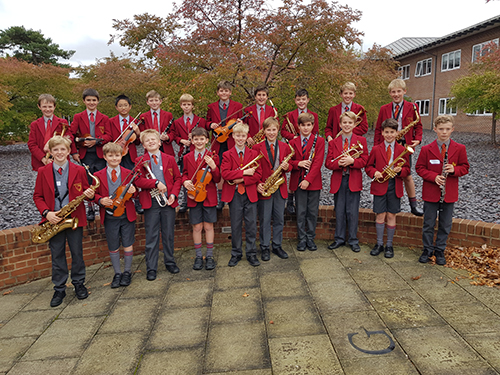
[105,170,139,217]
[187,167,212,202]
[213,112,251,143]
[114,113,141,156]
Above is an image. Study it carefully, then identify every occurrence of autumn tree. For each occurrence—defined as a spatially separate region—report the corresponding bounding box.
[451,44,500,143]
[0,26,75,67]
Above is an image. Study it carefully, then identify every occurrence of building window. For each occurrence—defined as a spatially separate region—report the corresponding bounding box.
[398,64,410,80]
[415,100,430,116]
[415,58,432,77]
[468,109,492,116]
[472,39,499,62]
[442,50,461,71]
[438,98,457,115]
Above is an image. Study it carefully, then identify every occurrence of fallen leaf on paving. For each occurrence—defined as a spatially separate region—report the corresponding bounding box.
[412,275,421,280]
[103,264,111,268]
[186,278,190,280]
[353,258,362,264]
[3,290,13,295]
[134,270,142,273]
[103,282,111,286]
[242,293,249,297]
[269,321,274,324]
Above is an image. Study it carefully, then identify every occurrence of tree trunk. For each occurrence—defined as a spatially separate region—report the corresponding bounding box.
[492,111,497,144]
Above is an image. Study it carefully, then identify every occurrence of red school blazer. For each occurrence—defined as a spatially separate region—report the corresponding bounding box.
[70,110,112,159]
[325,134,368,194]
[172,115,208,158]
[181,150,221,207]
[324,102,368,140]
[27,116,69,171]
[289,134,325,191]
[33,162,90,226]
[134,152,182,209]
[280,109,320,141]
[416,139,469,203]
[93,166,137,225]
[243,104,277,138]
[253,140,292,200]
[220,146,263,203]
[374,101,422,146]
[206,100,243,154]
[109,115,140,163]
[139,110,175,157]
[365,142,410,198]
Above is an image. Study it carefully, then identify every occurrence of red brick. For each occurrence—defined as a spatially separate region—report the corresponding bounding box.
[11,267,34,277]
[492,226,500,239]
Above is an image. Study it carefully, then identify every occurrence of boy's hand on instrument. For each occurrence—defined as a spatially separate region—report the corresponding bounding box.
[410,140,420,147]
[210,122,219,129]
[339,156,354,167]
[167,194,175,206]
[132,123,139,134]
[374,171,383,180]
[246,137,255,146]
[444,164,454,174]
[280,161,289,171]
[232,178,244,185]
[47,211,63,224]
[299,180,310,190]
[100,197,113,206]
[83,140,96,148]
[83,188,95,199]
[205,155,216,169]
[298,160,311,169]
[181,139,190,146]
[72,154,81,163]
[257,183,265,194]
[184,180,195,190]
[327,136,333,142]
[435,175,446,186]
[127,185,136,194]
[243,167,256,176]
[41,157,50,165]
[393,166,402,173]
[157,182,167,193]
[160,133,169,142]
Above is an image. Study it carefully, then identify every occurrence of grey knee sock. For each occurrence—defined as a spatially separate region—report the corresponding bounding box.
[109,250,121,274]
[376,223,385,246]
[386,225,396,247]
[124,251,133,273]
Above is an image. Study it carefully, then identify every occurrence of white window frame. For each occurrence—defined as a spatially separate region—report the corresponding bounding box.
[438,98,457,116]
[398,64,410,80]
[415,100,430,116]
[472,39,499,62]
[441,50,461,71]
[467,109,492,116]
[415,58,432,77]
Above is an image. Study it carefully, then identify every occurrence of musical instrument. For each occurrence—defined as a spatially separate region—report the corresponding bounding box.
[227,154,264,185]
[334,108,365,139]
[162,118,174,138]
[303,133,318,178]
[284,114,298,136]
[372,146,414,183]
[261,143,294,197]
[187,152,214,202]
[104,159,143,216]
[31,165,100,243]
[395,104,420,142]
[114,113,141,156]
[45,123,69,160]
[439,149,448,209]
[178,118,201,166]
[250,99,279,147]
[143,161,168,207]
[331,141,364,162]
[75,135,104,147]
[213,112,251,143]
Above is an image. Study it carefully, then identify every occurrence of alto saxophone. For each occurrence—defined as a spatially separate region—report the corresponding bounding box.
[250,99,279,147]
[261,143,294,197]
[31,166,100,244]
[372,146,414,183]
[395,104,420,142]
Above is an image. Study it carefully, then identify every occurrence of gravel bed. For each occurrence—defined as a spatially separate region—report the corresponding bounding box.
[1,130,499,231]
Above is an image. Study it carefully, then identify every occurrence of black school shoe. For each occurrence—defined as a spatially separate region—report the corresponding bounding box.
[75,284,89,299]
[120,271,132,286]
[50,290,66,307]
[306,239,317,251]
[384,246,394,258]
[247,255,260,267]
[228,255,241,267]
[205,257,216,270]
[418,248,433,263]
[272,247,289,259]
[370,244,384,256]
[111,273,121,288]
[193,257,204,270]
[434,250,446,265]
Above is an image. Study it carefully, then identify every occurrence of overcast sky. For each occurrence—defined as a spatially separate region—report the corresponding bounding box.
[1,0,500,66]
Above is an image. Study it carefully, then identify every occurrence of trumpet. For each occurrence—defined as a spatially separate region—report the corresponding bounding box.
[372,146,414,183]
[227,154,264,185]
[334,108,365,139]
[143,161,168,207]
[331,141,364,162]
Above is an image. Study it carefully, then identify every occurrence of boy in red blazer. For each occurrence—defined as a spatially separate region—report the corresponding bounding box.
[93,143,138,288]
[70,88,112,221]
[325,112,368,252]
[173,93,207,213]
[325,82,368,142]
[254,118,292,260]
[416,115,469,265]
[374,79,423,216]
[182,127,220,270]
[134,129,182,280]
[243,85,277,147]
[207,80,243,210]
[365,119,411,258]
[221,122,262,267]
[33,136,95,307]
[139,90,175,157]
[289,112,325,251]
[27,94,69,171]
[280,89,319,215]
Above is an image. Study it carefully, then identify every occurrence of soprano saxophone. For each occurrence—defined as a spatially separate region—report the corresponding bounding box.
[261,143,294,197]
[31,166,100,244]
[250,99,279,146]
[395,104,420,142]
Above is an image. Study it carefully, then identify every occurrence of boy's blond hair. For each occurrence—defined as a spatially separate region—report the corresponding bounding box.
[340,82,356,94]
[339,111,358,123]
[140,129,160,143]
[38,94,56,106]
[298,112,314,125]
[217,80,233,91]
[262,117,279,130]
[103,143,123,155]
[388,79,406,91]
[48,135,71,151]
[434,115,454,128]
[146,90,162,100]
[232,122,249,135]
[179,94,194,104]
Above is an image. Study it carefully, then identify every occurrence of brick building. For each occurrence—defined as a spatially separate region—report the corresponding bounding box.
[386,15,500,132]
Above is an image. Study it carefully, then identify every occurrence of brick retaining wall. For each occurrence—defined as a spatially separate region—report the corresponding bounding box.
[1,207,499,290]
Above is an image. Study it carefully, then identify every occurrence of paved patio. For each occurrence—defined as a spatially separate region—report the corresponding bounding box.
[1,241,500,375]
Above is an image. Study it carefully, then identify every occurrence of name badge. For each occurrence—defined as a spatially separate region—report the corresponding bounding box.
[430,159,440,165]
[160,166,163,170]
[56,181,62,186]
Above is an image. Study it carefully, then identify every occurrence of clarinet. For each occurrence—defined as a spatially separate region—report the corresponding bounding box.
[439,150,448,211]
[303,133,318,178]
[178,118,200,166]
